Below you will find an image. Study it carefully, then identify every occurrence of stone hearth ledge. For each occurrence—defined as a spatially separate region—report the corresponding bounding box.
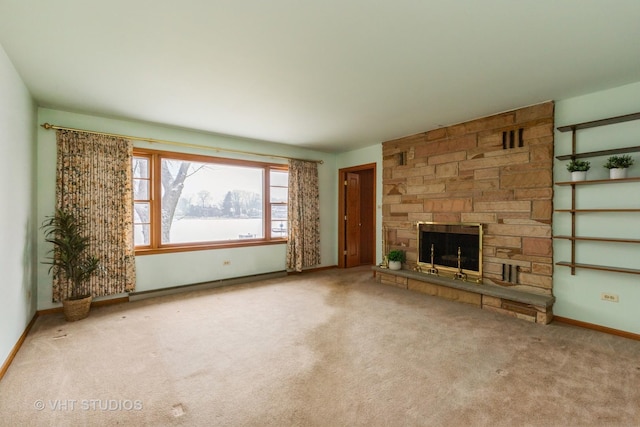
[372,266,554,324]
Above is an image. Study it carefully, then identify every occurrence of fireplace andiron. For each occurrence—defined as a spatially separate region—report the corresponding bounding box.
[453,247,467,281]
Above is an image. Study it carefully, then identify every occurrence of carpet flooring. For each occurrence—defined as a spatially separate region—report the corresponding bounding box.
[1,266,639,426]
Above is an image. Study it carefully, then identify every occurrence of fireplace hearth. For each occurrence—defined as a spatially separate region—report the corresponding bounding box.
[417,222,482,282]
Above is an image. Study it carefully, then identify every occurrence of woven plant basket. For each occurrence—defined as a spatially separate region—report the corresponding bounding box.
[62,295,92,321]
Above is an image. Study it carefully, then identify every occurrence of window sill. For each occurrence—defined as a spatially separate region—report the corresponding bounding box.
[135,239,287,256]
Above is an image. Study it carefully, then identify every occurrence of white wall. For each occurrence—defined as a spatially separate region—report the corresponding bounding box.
[336,144,383,264]
[553,81,640,334]
[0,44,37,364]
[37,108,337,309]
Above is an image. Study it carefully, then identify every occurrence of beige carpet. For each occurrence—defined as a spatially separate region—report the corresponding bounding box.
[1,266,639,426]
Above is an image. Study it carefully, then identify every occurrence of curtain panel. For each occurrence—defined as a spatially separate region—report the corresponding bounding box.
[286,160,320,272]
[53,130,136,301]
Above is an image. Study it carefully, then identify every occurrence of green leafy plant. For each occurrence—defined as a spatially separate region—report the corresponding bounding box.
[604,155,634,169]
[42,209,102,300]
[566,159,590,172]
[387,249,406,263]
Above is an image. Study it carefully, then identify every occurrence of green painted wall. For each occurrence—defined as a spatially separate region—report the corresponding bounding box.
[553,81,640,334]
[0,43,37,365]
[36,108,338,309]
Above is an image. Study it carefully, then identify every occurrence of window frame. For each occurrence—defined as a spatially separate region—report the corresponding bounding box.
[133,148,288,255]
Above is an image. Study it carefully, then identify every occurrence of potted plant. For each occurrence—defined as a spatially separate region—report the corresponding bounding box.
[566,159,590,181]
[42,209,102,321]
[387,249,405,271]
[604,155,634,179]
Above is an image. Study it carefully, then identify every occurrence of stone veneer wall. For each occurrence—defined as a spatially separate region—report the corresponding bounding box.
[382,102,554,295]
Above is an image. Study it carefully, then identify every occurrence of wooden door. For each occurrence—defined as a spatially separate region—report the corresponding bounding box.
[345,172,361,267]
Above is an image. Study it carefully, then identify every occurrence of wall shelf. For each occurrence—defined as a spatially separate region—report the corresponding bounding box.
[553,235,640,244]
[556,145,640,161]
[555,111,640,276]
[555,209,640,213]
[556,177,640,186]
[556,262,640,276]
[557,112,640,132]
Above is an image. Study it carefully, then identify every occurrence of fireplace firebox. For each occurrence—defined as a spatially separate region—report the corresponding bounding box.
[417,222,482,282]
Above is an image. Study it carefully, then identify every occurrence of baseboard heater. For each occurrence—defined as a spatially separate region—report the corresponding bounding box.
[128,270,287,302]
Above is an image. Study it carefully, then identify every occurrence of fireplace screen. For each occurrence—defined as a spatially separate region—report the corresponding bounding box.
[417,222,482,282]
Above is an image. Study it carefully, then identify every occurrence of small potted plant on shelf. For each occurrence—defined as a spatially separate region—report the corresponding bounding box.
[566,159,590,181]
[387,249,405,271]
[604,155,634,179]
[42,209,102,321]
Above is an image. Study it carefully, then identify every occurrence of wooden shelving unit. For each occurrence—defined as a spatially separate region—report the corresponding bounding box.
[555,112,640,275]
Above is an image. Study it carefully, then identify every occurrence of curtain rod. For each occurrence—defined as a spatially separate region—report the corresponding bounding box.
[40,123,324,164]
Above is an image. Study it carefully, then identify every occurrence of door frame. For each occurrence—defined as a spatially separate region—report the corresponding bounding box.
[338,163,377,268]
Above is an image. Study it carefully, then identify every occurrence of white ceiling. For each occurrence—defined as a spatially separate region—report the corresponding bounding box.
[1,1,639,153]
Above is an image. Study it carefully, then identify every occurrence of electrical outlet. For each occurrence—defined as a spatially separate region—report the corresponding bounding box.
[601,293,619,303]
[223,260,231,266]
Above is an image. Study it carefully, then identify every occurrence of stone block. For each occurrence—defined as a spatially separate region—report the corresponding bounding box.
[425,127,447,141]
[459,151,530,171]
[408,279,439,296]
[474,167,500,180]
[501,169,552,189]
[406,183,446,195]
[390,203,424,213]
[532,262,552,275]
[382,194,402,204]
[473,179,500,191]
[424,198,473,212]
[482,295,503,308]
[514,188,552,200]
[523,123,553,139]
[433,213,461,223]
[536,310,553,325]
[429,151,467,165]
[523,237,552,256]
[483,261,504,275]
[530,144,554,162]
[515,102,554,123]
[474,190,515,202]
[477,132,503,148]
[393,165,435,179]
[460,212,497,223]
[407,176,424,186]
[446,178,476,192]
[485,223,551,238]
[465,113,516,134]
[532,200,552,221]
[437,287,482,306]
[435,162,459,178]
[482,305,536,323]
[408,212,433,223]
[519,272,552,290]
[474,200,531,213]
[484,234,522,248]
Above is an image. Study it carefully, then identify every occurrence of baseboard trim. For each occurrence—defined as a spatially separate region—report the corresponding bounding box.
[554,316,640,341]
[37,296,130,316]
[0,312,38,382]
[129,270,288,301]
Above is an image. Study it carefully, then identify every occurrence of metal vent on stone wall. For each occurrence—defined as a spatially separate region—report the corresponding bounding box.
[502,128,524,149]
[502,264,519,284]
[397,151,407,166]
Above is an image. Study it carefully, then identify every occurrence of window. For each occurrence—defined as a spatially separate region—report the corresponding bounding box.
[132,148,288,253]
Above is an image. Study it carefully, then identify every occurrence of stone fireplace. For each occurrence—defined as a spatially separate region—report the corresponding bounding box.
[376,102,555,324]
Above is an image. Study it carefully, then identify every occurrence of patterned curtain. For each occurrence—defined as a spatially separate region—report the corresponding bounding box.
[286,159,320,272]
[53,130,136,301]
